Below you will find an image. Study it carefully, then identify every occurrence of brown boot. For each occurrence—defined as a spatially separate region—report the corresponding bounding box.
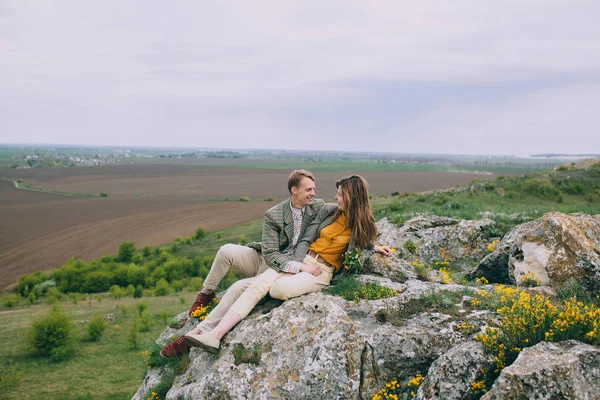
[160,335,190,359]
[188,291,216,316]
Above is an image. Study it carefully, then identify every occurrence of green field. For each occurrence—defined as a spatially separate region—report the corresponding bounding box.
[0,292,198,400]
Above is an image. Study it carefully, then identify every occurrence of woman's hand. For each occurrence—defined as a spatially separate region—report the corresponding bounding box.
[374,245,393,257]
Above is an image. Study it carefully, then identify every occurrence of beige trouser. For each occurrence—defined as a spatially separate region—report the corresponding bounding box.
[197,254,333,332]
[203,244,270,291]
[269,254,334,300]
[198,269,280,332]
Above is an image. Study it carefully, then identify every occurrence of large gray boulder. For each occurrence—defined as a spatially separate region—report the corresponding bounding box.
[416,341,494,400]
[376,216,497,272]
[472,212,600,292]
[482,340,600,400]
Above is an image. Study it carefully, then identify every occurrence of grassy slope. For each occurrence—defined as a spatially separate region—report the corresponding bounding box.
[373,166,600,232]
[0,293,199,400]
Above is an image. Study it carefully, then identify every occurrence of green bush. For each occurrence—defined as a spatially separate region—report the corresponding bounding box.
[88,314,108,341]
[521,178,560,199]
[239,196,251,202]
[128,321,140,350]
[137,315,152,332]
[133,285,144,298]
[28,306,74,361]
[82,270,113,293]
[140,246,151,257]
[154,279,171,296]
[565,183,585,195]
[109,285,127,299]
[3,294,21,308]
[194,227,206,240]
[117,241,136,263]
[136,301,148,316]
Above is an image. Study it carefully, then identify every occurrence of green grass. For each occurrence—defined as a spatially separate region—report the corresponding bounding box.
[374,167,600,233]
[0,292,197,400]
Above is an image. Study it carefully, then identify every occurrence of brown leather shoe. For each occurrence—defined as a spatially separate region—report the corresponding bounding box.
[160,335,190,359]
[188,291,215,316]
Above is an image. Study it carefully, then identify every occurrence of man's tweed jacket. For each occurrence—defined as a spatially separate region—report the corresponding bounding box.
[247,197,324,271]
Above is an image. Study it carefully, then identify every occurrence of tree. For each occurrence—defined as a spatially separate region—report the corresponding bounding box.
[117,242,136,263]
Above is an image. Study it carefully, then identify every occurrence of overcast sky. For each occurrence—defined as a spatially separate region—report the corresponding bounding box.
[1,1,599,155]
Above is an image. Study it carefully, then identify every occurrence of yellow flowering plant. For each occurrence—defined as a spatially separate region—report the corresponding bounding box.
[342,248,365,275]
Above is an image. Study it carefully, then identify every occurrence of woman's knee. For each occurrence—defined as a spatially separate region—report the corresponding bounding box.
[269,282,291,300]
[215,243,238,261]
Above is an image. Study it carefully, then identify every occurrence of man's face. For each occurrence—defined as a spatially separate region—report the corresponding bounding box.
[291,177,316,207]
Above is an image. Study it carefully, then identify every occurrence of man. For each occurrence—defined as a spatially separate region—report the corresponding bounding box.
[187,169,324,315]
[160,170,323,358]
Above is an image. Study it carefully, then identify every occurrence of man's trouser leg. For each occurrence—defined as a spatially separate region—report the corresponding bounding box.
[203,244,270,291]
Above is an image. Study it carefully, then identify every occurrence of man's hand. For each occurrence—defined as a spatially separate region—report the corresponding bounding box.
[375,245,393,257]
[300,263,322,276]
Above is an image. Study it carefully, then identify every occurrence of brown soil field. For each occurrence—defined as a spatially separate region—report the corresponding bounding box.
[0,165,491,288]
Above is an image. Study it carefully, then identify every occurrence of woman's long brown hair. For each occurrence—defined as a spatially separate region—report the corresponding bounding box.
[335,175,376,248]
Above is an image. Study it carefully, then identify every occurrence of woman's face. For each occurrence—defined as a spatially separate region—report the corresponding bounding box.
[335,187,346,211]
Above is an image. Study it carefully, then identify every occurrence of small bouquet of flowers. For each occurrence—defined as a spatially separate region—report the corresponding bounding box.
[342,248,365,275]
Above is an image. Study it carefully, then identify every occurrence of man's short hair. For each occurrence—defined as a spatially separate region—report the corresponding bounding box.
[288,169,315,194]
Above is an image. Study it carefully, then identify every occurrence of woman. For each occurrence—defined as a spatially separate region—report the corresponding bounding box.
[161,175,391,357]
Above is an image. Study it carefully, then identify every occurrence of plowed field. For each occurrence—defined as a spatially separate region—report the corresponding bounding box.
[0,165,491,287]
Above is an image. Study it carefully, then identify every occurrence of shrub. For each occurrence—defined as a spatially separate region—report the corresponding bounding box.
[433,195,448,205]
[82,270,113,293]
[565,183,585,195]
[133,285,144,299]
[88,314,108,341]
[28,306,74,361]
[264,197,274,201]
[128,321,140,350]
[416,195,427,203]
[154,279,170,296]
[521,178,560,199]
[194,227,206,240]
[238,236,250,245]
[136,301,148,316]
[3,294,20,308]
[109,285,127,299]
[100,192,108,197]
[239,196,251,202]
[117,241,136,263]
[138,315,152,332]
[142,245,153,257]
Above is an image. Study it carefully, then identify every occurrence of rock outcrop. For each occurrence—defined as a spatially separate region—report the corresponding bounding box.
[375,216,497,272]
[472,212,600,292]
[134,211,600,400]
[482,340,600,400]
